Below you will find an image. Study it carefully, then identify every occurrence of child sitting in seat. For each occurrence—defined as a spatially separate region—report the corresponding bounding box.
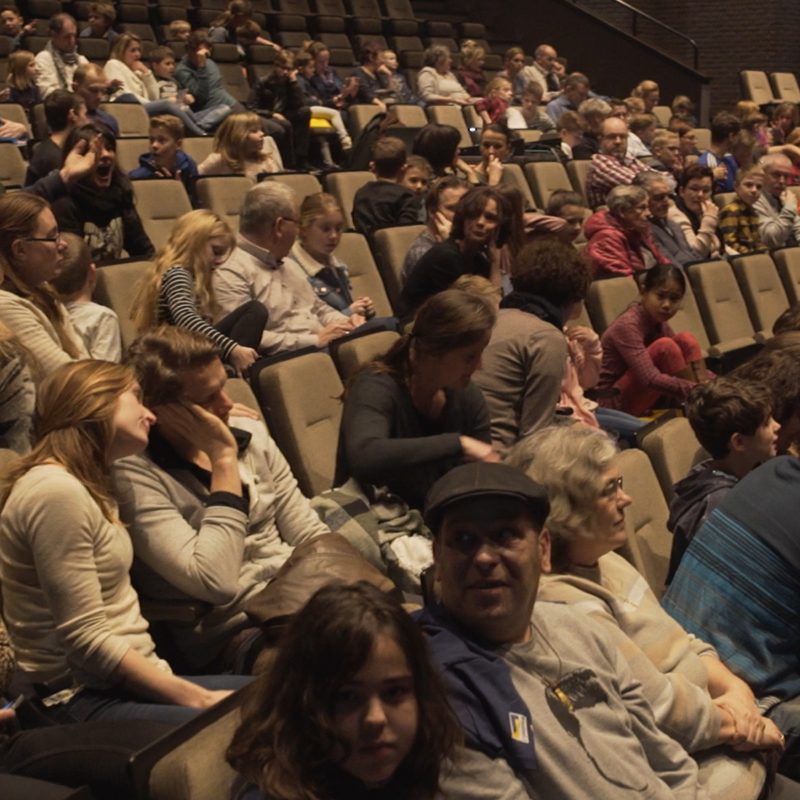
[352,137,420,236]
[128,114,199,207]
[475,76,514,126]
[718,164,769,255]
[50,232,122,362]
[546,189,587,244]
[402,154,431,222]
[4,51,40,114]
[295,51,352,150]
[557,110,587,161]
[667,377,779,583]
[168,19,191,42]
[507,80,556,132]
[80,2,119,46]
[0,6,36,53]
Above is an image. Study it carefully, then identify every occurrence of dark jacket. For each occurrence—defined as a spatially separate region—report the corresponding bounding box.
[247,75,307,116]
[349,66,389,105]
[352,180,419,237]
[648,217,701,268]
[25,138,62,186]
[128,150,200,208]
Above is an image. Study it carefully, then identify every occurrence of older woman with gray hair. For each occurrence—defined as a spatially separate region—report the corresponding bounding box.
[416,45,471,105]
[510,424,788,800]
[584,183,672,278]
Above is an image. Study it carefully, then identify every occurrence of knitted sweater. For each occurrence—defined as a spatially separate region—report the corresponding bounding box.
[103,59,160,104]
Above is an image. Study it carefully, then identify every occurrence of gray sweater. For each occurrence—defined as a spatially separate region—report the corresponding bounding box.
[753,189,800,249]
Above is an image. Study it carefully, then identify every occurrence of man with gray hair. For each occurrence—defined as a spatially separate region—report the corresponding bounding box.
[213,182,361,355]
[573,97,612,160]
[35,13,89,98]
[753,153,800,249]
[522,44,561,101]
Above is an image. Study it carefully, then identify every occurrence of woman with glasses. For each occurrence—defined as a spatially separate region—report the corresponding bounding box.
[668,163,721,259]
[512,424,786,800]
[0,192,89,381]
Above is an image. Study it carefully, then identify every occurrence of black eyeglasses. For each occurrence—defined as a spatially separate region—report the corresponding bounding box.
[25,232,61,243]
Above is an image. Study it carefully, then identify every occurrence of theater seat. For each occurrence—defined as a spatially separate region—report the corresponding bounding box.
[770,72,800,104]
[371,224,426,310]
[524,161,573,210]
[772,247,800,305]
[100,103,150,137]
[324,170,374,230]
[585,276,639,335]
[264,172,323,207]
[330,328,400,381]
[740,70,776,106]
[335,232,393,317]
[425,104,472,149]
[0,142,27,188]
[196,175,252,232]
[132,179,193,252]
[731,252,790,336]
[93,261,152,352]
[640,416,707,504]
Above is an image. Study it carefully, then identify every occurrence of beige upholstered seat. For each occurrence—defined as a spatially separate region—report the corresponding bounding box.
[181,137,215,166]
[585,276,639,335]
[0,142,27,188]
[668,279,711,357]
[0,102,32,137]
[501,163,536,211]
[264,172,323,208]
[252,352,344,497]
[132,179,194,251]
[331,329,400,381]
[771,72,800,103]
[712,191,735,210]
[196,175,252,232]
[0,447,19,476]
[772,247,800,305]
[516,129,542,144]
[100,102,150,137]
[392,104,428,128]
[334,232,394,317]
[565,301,593,330]
[693,128,711,152]
[348,104,382,139]
[426,104,473,149]
[226,378,266,425]
[566,159,593,206]
[524,161,573,210]
[93,260,151,351]
[740,70,776,105]
[640,416,707,504]
[731,253,790,336]
[324,170,374,230]
[652,105,672,127]
[371,224,426,310]
[461,103,482,136]
[115,138,150,173]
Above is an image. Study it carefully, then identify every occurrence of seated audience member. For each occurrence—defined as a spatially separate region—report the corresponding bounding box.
[754,153,800,248]
[475,77,514,126]
[336,289,497,511]
[72,63,121,137]
[473,240,591,457]
[380,49,423,107]
[25,90,87,185]
[287,193,377,318]
[585,184,671,278]
[624,96,646,117]
[671,119,699,166]
[668,377,779,583]
[402,176,469,279]
[305,41,359,111]
[80,2,118,45]
[672,95,698,127]
[416,45,471,105]
[208,0,276,48]
[227,583,460,800]
[572,97,612,160]
[733,129,758,170]
[498,47,528,101]
[597,264,708,417]
[0,193,89,379]
[115,327,330,673]
[635,171,701,267]
[1,360,249,724]
[128,114,200,207]
[402,154,432,220]
[0,319,34,453]
[586,117,648,208]
[50,232,122,362]
[632,79,660,114]
[509,80,557,133]
[455,39,488,98]
[349,40,390,111]
[698,112,741,193]
[473,123,515,187]
[214,182,361,354]
[234,20,274,56]
[131,210,264,375]
[419,462,712,800]
[0,6,35,53]
[247,49,311,171]
[52,123,156,263]
[400,186,505,318]
[556,110,587,161]
[627,113,658,159]
[198,112,281,182]
[545,72,590,123]
[669,163,721,258]
[353,137,420,236]
[35,13,89,98]
[168,19,191,42]
[412,123,482,185]
[525,425,787,800]
[771,102,799,146]
[648,131,682,185]
[545,189,587,243]
[5,51,41,113]
[522,43,561,100]
[718,165,769,256]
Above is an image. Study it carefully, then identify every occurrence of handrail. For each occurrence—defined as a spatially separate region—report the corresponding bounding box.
[572,0,699,70]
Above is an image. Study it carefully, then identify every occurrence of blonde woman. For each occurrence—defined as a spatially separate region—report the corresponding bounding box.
[104,32,206,136]
[132,209,265,375]
[0,193,88,381]
[0,360,249,725]
[198,112,282,181]
[631,79,660,113]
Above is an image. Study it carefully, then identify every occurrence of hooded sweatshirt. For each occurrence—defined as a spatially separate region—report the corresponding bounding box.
[666,459,737,584]
[128,150,200,208]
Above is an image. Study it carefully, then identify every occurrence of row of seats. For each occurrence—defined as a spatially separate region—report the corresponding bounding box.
[740,69,800,106]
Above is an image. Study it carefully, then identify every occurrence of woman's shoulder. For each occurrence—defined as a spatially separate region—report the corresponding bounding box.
[5,464,91,510]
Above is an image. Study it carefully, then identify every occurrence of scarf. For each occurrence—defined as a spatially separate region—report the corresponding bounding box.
[500,291,564,330]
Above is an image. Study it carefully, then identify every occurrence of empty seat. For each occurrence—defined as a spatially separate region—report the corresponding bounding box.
[348,0,383,34]
[770,72,800,104]
[371,224,425,310]
[740,70,776,106]
[640,416,707,504]
[335,231,393,317]
[132,179,194,251]
[566,159,592,206]
[217,62,250,103]
[77,37,110,62]
[119,23,157,42]
[94,261,152,351]
[693,128,711,152]
[118,4,151,23]
[772,247,800,305]
[0,142,27,188]
[524,161,574,212]
[347,104,381,139]
[251,351,344,496]
[459,22,486,39]
[426,105,472,149]
[264,172,323,207]
[392,104,427,128]
[196,175,252,232]
[100,102,150,137]
[324,170,374,230]
[516,129,542,145]
[389,35,424,54]
[585,276,639,334]
[731,253,790,336]
[667,279,711,357]
[383,0,418,35]
[425,36,458,53]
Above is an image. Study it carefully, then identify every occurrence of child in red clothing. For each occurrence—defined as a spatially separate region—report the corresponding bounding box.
[475,77,513,125]
[596,264,709,417]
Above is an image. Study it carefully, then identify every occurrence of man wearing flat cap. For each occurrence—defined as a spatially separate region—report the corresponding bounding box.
[417,462,707,800]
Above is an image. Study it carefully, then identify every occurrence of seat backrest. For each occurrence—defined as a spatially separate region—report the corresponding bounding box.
[712,191,735,210]
[335,232,393,317]
[93,261,152,351]
[668,278,711,353]
[252,352,344,497]
[687,260,757,345]
[517,129,542,144]
[331,329,399,381]
[693,127,711,152]
[566,159,592,206]
[324,170,374,230]
[225,377,266,425]
[264,172,323,207]
[392,103,428,128]
[371,224,425,309]
[741,70,776,105]
[640,416,707,504]
[732,253,789,335]
[425,104,472,149]
[0,142,27,187]
[348,104,382,139]
[524,161,573,209]
[0,102,31,136]
[501,162,536,211]
[772,247,800,305]
[100,102,150,137]
[652,105,672,127]
[350,0,382,16]
[617,447,673,599]
[585,276,639,334]
[196,176,252,232]
[116,137,149,173]
[770,72,800,104]
[132,180,194,251]
[384,0,414,18]
[217,62,250,103]
[181,136,215,165]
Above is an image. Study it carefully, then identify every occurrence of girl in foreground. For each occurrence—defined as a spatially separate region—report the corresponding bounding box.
[227,581,460,800]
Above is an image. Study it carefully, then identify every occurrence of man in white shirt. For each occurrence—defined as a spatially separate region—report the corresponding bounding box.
[35,14,89,98]
[522,44,561,101]
[754,153,800,249]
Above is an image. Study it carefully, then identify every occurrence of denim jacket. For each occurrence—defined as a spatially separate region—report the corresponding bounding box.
[285,241,354,314]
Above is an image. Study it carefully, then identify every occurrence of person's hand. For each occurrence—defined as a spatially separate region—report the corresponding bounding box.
[377,63,392,76]
[287,68,298,82]
[485,153,503,185]
[229,402,260,420]
[700,198,719,219]
[155,400,237,461]
[0,119,26,139]
[196,47,210,67]
[317,319,354,347]
[715,691,784,751]
[0,88,9,102]
[229,345,259,377]
[460,436,500,463]
[349,296,375,318]
[0,708,16,726]
[432,210,453,241]
[782,189,799,212]
[22,20,37,34]
[191,689,234,709]
[567,325,597,345]
[374,98,387,113]
[132,60,149,74]
[454,96,471,106]
[59,134,102,185]
[712,164,727,183]
[108,78,123,92]
[183,91,195,104]
[154,162,182,180]
[273,112,286,121]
